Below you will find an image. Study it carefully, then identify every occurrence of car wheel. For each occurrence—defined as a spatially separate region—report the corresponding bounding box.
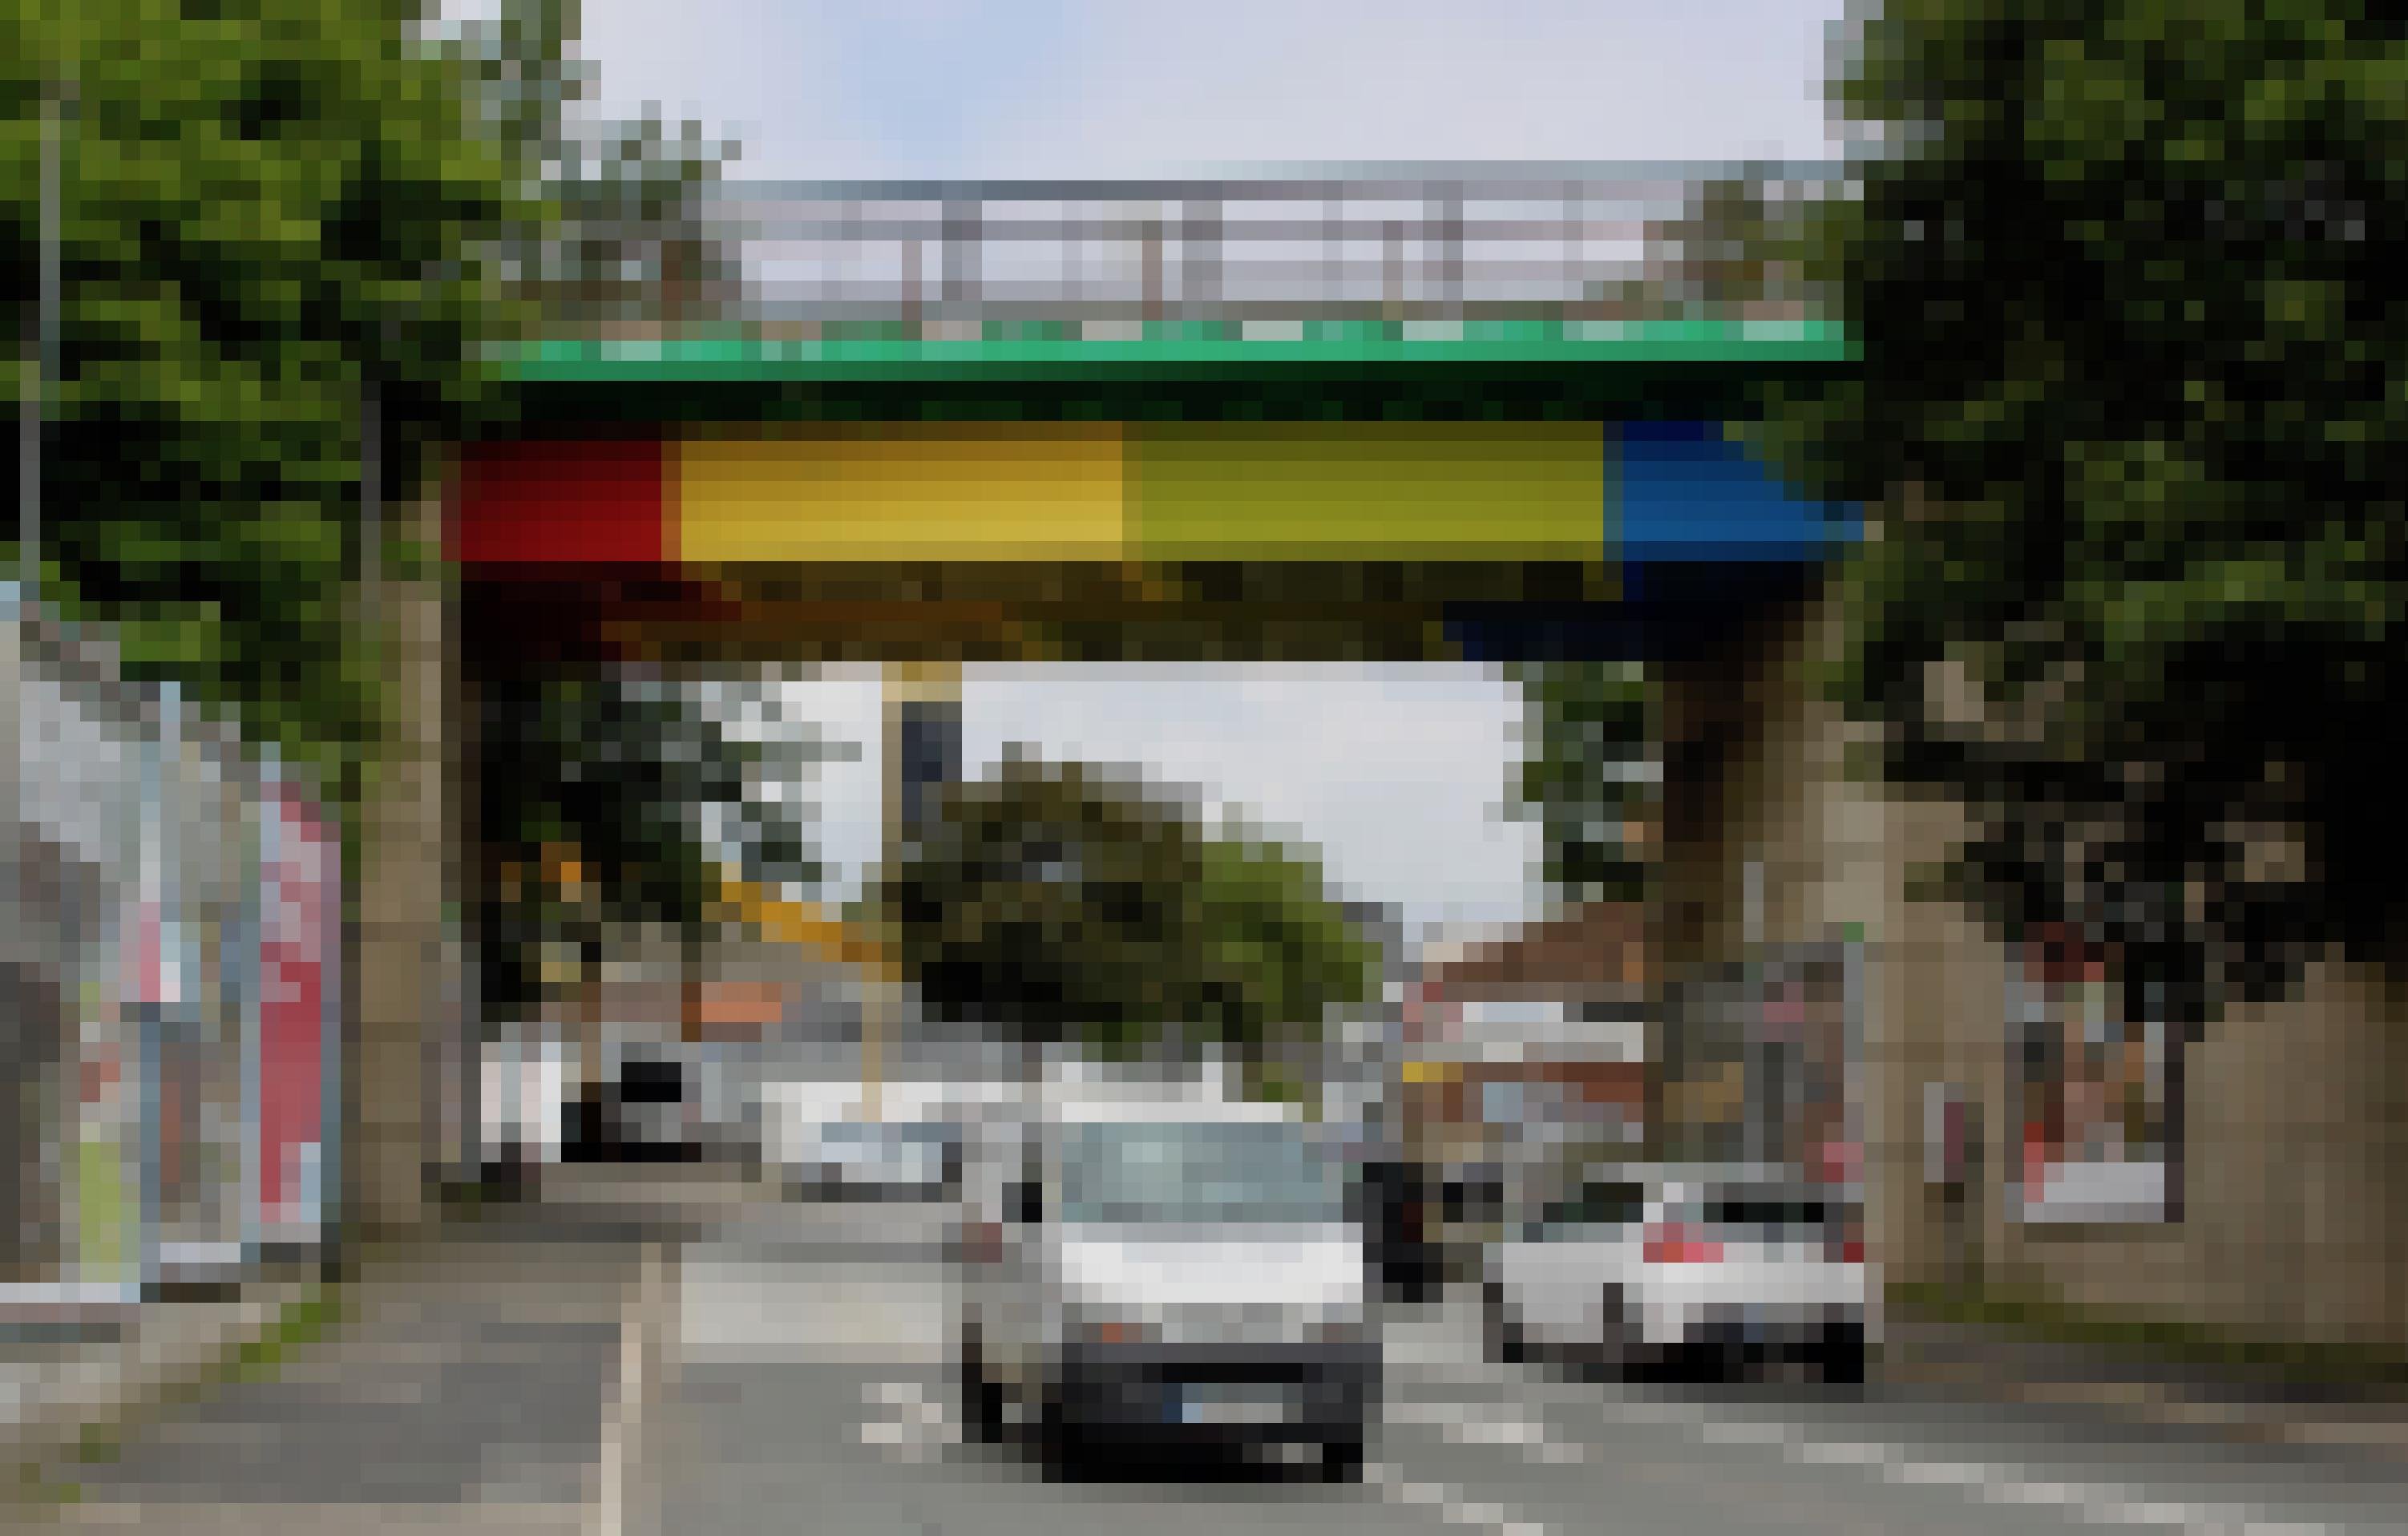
[1686,1339,1739,1384]
[1319,1437,1365,1483]
[563,1094,606,1162]
[1481,1284,1530,1365]
[1590,1314,1642,1382]
[1037,1393,1083,1478]
[959,1332,1004,1444]
[1819,1324,1867,1386]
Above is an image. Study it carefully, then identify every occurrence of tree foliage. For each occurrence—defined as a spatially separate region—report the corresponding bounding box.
[447,0,743,337]
[4,0,741,813]
[1509,662,1656,907]
[477,669,834,1017]
[877,754,1381,1070]
[3,0,541,800]
[1605,176,1812,319]
[1760,3,2408,1027]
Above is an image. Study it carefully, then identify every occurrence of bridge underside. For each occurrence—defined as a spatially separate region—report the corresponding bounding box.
[454,346,1851,673]
[461,558,1817,672]
[432,346,1843,1209]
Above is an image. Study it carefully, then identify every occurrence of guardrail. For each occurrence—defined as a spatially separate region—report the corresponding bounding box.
[539,163,1844,337]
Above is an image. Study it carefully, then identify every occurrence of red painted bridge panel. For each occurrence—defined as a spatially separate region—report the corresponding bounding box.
[450,439,669,566]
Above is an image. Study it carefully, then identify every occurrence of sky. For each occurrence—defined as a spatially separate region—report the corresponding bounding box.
[501,2,1852,932]
[774,666,1537,933]
[538,0,1857,181]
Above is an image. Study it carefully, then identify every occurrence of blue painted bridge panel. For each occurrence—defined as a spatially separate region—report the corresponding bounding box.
[1614,420,1858,564]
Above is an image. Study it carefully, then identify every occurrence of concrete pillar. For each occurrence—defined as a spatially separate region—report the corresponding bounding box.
[349,480,453,1238]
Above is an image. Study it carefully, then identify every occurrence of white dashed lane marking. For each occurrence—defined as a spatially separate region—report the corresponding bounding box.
[1398,1373,2353,1536]
[854,1344,2353,1536]
[1366,1460,1551,1536]
[856,1378,958,1461]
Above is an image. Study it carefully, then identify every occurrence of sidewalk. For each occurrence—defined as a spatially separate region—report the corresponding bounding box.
[1881,1311,2408,1463]
[10,1218,646,1531]
[2,1277,319,1477]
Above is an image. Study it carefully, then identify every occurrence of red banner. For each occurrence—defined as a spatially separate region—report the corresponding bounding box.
[260,781,332,1230]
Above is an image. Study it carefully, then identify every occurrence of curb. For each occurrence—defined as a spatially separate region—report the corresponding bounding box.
[2,1281,321,1490]
[1879,1350,2408,1465]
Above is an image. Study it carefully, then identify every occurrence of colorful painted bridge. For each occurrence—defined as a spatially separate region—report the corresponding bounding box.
[452,319,1859,667]
[428,173,1869,1166]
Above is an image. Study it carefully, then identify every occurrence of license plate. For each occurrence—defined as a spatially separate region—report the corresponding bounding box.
[1176,1388,1292,1426]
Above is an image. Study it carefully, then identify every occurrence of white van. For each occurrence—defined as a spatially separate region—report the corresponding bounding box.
[955,1083,1375,1480]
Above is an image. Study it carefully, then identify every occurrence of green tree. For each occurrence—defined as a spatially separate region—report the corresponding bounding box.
[447,0,743,338]
[477,669,839,1020]
[1601,176,1809,320]
[875,754,1381,1088]
[1509,661,1655,907]
[447,2,766,1021]
[3,1,541,802]
[1760,3,2408,1029]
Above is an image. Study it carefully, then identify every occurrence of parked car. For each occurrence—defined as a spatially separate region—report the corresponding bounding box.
[479,1039,572,1184]
[565,1043,747,1164]
[787,1119,961,1201]
[957,1084,1376,1481]
[1482,1170,1869,1382]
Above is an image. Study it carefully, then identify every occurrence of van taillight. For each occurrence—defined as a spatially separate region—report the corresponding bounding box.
[1642,1223,1723,1264]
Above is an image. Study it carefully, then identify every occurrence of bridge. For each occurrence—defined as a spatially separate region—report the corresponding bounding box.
[453,168,1857,665]
[396,166,1865,1199]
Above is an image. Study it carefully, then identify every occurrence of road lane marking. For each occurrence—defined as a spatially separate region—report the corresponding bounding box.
[1792,1439,1892,1468]
[596,1241,672,1536]
[857,1378,959,1462]
[1367,1458,1550,1536]
[1385,1400,1584,1462]
[1645,1406,2337,1533]
[1392,1375,2345,1536]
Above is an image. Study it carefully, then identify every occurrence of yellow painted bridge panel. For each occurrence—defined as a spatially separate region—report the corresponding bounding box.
[676,425,1128,562]
[673,421,1607,563]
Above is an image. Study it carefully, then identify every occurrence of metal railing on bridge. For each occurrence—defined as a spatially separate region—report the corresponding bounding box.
[535,161,1845,341]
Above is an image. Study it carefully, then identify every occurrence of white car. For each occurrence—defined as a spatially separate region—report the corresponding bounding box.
[797,1120,961,1200]
[956,1085,1376,1481]
[480,1040,572,1177]
[1482,1171,1870,1382]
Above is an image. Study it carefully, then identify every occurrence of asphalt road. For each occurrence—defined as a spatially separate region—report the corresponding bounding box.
[639,1196,2408,1536]
[33,1176,2408,1535]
